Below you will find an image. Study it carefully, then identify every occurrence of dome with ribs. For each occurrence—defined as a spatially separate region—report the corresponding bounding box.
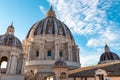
[26,6,74,41]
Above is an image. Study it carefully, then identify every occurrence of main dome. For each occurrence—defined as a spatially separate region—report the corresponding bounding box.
[26,6,74,41]
[24,6,80,70]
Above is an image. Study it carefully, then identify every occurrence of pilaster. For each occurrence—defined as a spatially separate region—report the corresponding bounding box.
[68,43,72,61]
[7,51,18,74]
[6,55,12,74]
[39,41,45,60]
[21,56,25,74]
[10,55,17,74]
[55,41,59,60]
[27,42,32,61]
[76,47,80,63]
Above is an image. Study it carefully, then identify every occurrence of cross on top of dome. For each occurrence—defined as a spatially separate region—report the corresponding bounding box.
[50,5,53,11]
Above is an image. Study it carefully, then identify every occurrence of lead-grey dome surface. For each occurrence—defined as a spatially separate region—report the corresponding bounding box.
[26,17,74,41]
[0,34,22,49]
[100,52,120,62]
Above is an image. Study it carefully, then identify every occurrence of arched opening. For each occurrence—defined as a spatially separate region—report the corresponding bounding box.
[0,56,8,73]
[1,61,7,68]
[60,72,67,79]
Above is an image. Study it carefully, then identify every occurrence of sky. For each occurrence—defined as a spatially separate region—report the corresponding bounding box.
[0,0,120,67]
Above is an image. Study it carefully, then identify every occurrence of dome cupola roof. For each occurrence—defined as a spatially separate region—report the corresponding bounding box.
[26,6,74,41]
[0,24,22,49]
[99,44,120,64]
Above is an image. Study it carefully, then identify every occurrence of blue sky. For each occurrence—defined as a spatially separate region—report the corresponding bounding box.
[0,0,120,66]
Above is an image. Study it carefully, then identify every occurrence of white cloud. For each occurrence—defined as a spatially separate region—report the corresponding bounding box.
[87,38,104,47]
[81,54,99,66]
[46,0,120,66]
[79,45,103,66]
[47,0,109,35]
[39,6,46,14]
[87,27,120,48]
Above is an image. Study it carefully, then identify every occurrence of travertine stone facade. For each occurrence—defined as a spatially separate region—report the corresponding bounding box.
[0,5,120,80]
[0,24,25,80]
[23,6,80,80]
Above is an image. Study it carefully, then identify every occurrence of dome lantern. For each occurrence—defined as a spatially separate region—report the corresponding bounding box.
[46,5,56,18]
[105,44,110,52]
[6,22,14,35]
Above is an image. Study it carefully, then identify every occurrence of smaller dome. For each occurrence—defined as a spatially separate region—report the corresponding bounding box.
[0,23,22,49]
[55,60,67,67]
[0,34,22,49]
[99,44,120,64]
[99,52,120,62]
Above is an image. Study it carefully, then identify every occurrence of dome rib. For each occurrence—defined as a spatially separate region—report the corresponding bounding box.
[53,18,58,35]
[43,18,49,34]
[26,22,38,38]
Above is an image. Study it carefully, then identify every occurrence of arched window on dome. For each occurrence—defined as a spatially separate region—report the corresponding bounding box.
[0,56,8,73]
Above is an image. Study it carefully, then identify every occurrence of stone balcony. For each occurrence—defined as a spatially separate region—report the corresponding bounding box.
[0,68,6,74]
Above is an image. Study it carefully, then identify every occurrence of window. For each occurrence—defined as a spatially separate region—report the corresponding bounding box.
[59,51,63,57]
[36,51,39,57]
[47,50,52,56]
